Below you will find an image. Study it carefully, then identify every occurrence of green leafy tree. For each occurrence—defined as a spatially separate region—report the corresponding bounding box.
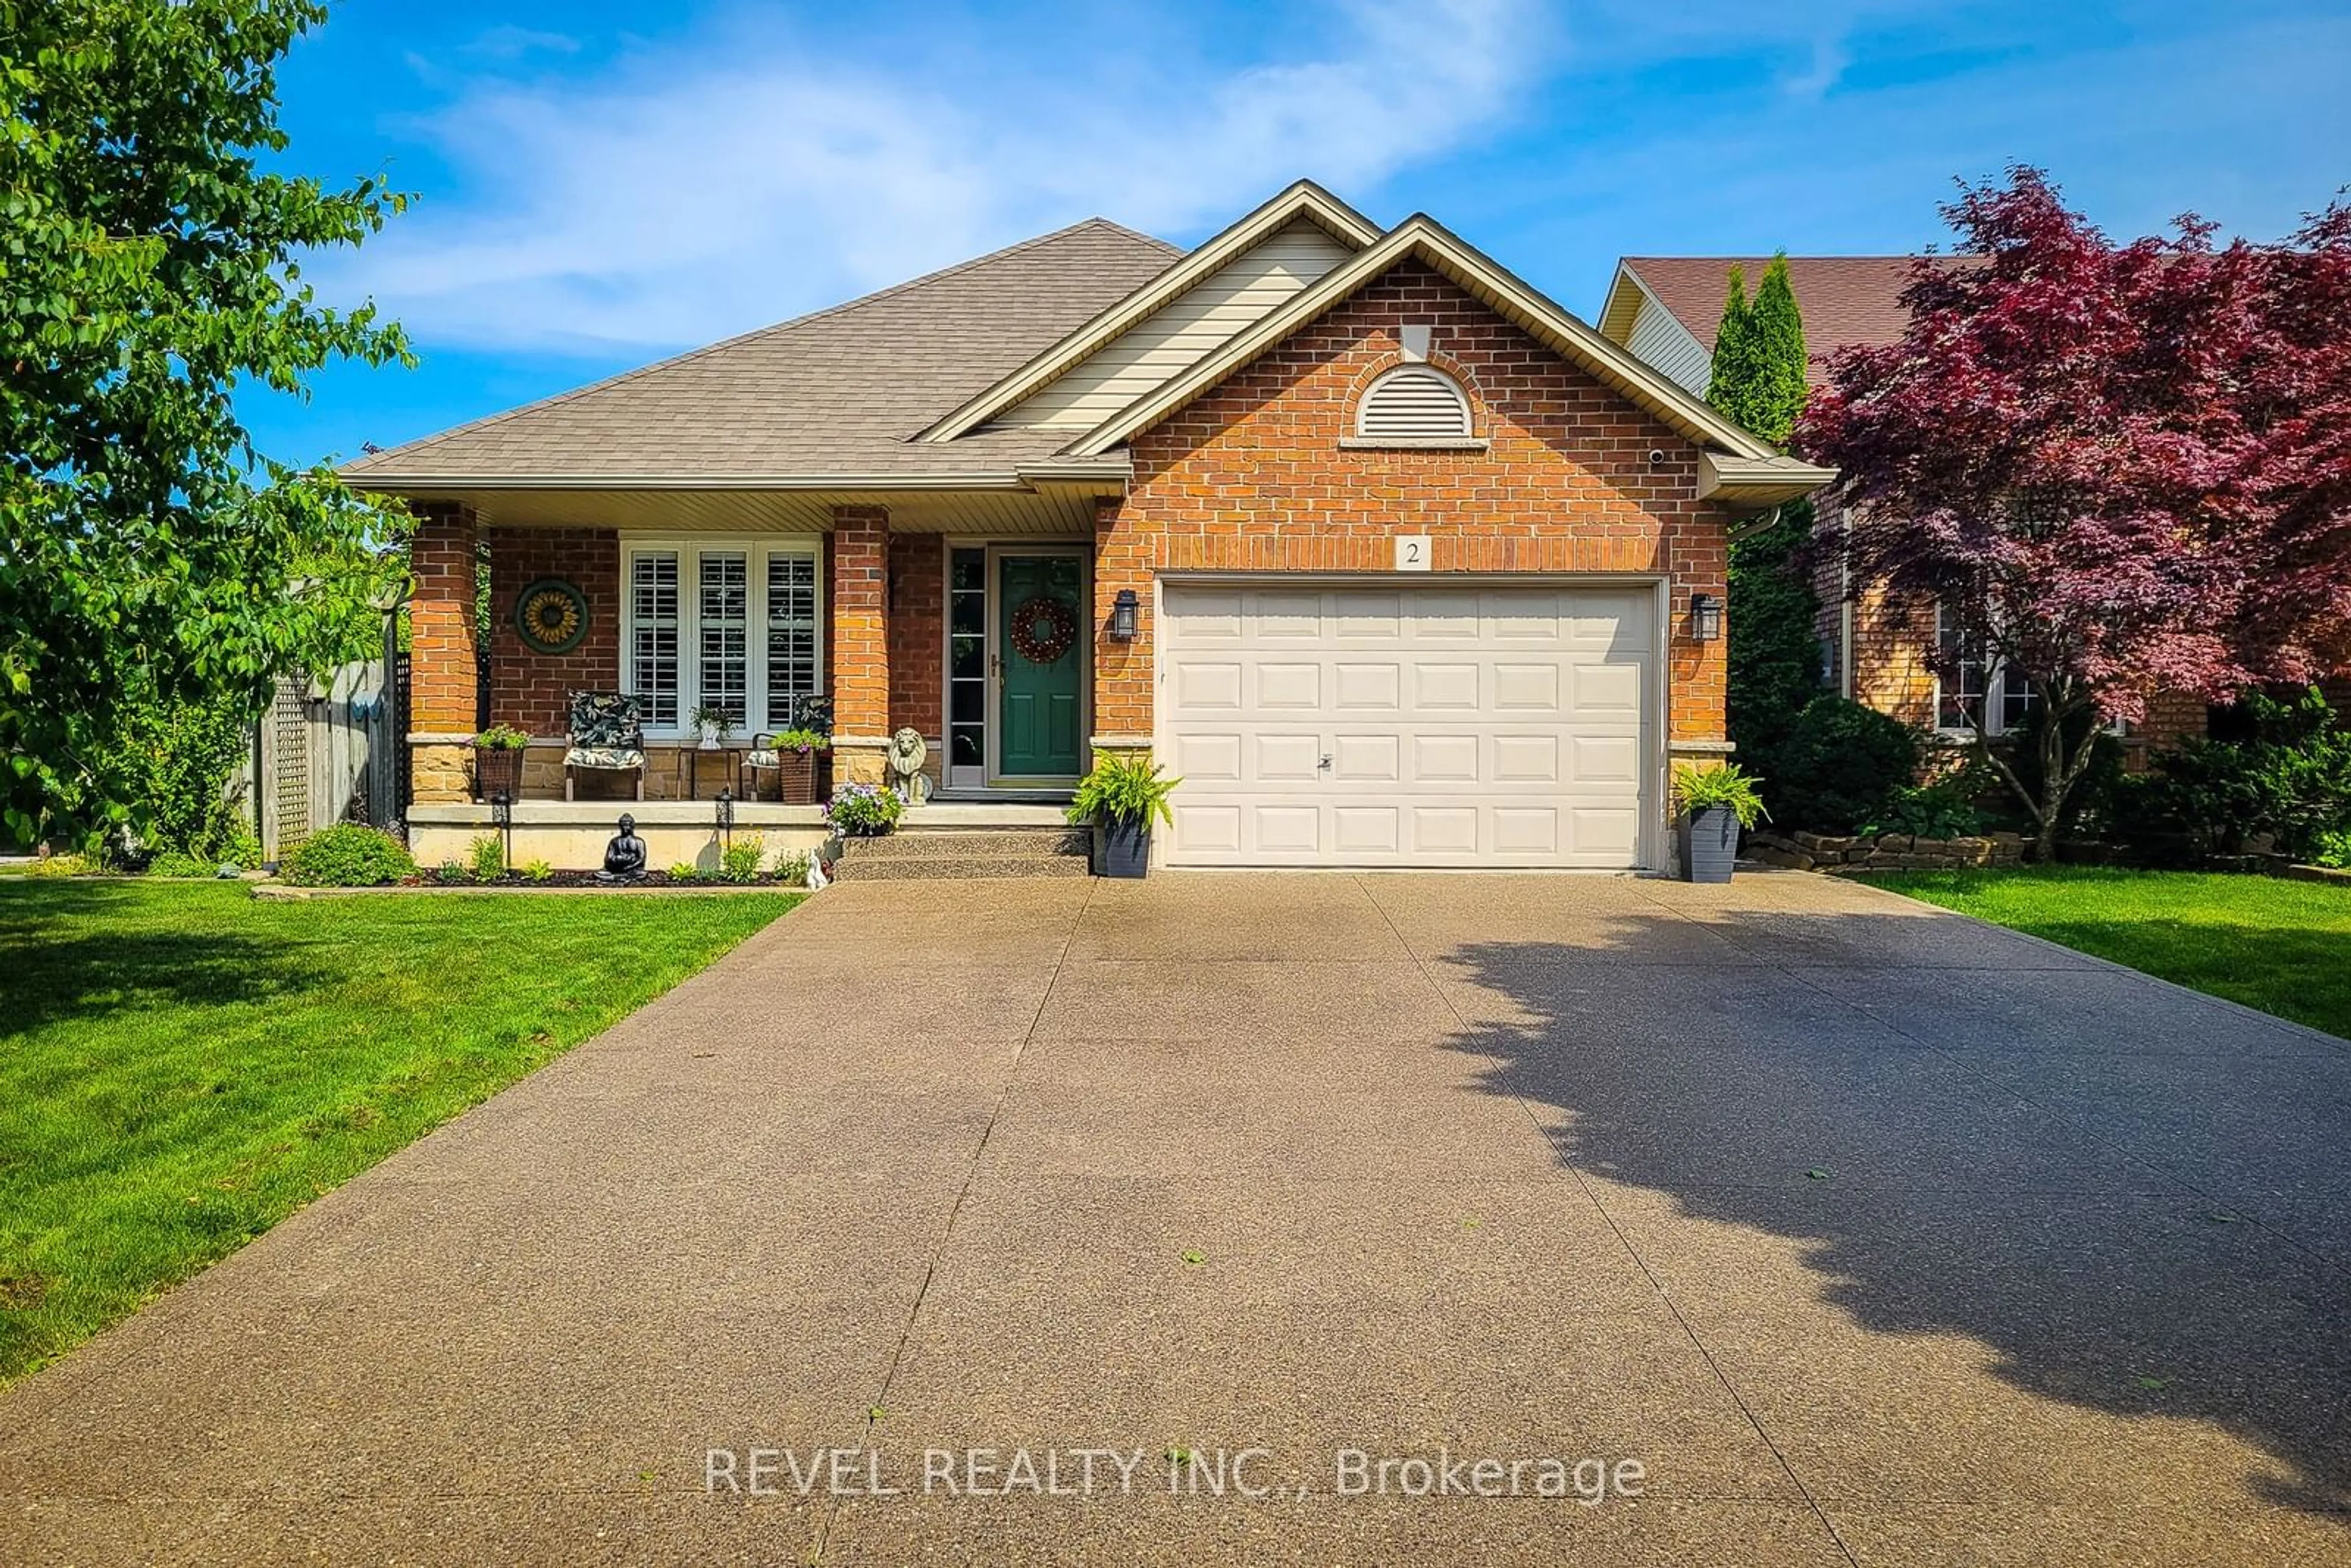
[1,0,411,849]
[1707,254,1824,762]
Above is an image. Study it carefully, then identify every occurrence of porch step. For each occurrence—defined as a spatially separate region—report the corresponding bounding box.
[832,852,1090,882]
[841,827,1090,860]
[829,825,1092,880]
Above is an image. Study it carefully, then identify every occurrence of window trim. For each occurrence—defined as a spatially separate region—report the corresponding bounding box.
[620,536,823,739]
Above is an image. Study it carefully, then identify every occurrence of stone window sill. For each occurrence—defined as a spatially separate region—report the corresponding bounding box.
[1337,437,1490,452]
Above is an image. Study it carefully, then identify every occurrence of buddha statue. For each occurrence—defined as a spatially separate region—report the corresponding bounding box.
[598,812,648,880]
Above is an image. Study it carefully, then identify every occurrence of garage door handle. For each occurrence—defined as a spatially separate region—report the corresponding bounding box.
[1319,754,1332,771]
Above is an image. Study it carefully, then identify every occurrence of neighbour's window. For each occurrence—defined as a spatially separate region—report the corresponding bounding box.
[623,542,821,735]
[1935,602,2038,736]
[1355,366,1472,441]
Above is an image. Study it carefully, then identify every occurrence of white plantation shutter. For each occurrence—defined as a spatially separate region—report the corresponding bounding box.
[1356,366,1472,441]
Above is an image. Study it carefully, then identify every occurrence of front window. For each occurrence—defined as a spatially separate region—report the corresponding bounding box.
[623,541,821,735]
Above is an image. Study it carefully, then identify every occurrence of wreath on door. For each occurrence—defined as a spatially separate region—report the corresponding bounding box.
[1008,593,1078,664]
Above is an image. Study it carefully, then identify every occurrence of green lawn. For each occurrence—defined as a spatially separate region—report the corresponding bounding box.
[1862,866,2351,1039]
[0,880,797,1383]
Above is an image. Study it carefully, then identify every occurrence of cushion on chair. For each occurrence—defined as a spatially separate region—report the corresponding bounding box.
[568,691,645,749]
[744,749,781,770]
[564,746,645,771]
[787,695,833,736]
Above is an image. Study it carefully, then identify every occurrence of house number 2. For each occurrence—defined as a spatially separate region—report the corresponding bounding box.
[1395,535,1431,572]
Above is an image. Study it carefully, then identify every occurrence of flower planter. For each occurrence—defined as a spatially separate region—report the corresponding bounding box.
[474,747,525,801]
[775,751,822,805]
[1680,805,1739,883]
[1093,821,1152,879]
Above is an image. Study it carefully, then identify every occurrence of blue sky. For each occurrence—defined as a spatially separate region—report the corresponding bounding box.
[252,0,2351,469]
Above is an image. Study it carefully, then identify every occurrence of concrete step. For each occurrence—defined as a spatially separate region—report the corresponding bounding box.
[838,828,1089,860]
[831,852,1090,881]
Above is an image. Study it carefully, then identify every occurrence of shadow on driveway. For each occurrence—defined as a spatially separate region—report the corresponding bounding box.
[1428,891,2351,1524]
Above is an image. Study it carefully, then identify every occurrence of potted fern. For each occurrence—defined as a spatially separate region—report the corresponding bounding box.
[1067,751,1180,879]
[1673,762,1767,883]
[474,724,531,801]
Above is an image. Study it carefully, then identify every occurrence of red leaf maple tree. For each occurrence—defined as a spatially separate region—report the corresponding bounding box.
[1799,167,2351,853]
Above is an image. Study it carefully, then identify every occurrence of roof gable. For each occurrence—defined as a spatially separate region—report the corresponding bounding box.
[342,219,1181,486]
[1065,216,1782,463]
[1606,255,1978,388]
[916,181,1379,443]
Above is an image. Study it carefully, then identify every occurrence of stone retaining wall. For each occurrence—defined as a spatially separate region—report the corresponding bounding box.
[1747,829,2027,874]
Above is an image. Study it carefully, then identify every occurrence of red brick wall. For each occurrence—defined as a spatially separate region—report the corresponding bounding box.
[1095,260,1731,742]
[888,533,944,736]
[831,507,890,737]
[484,527,620,735]
[409,501,480,733]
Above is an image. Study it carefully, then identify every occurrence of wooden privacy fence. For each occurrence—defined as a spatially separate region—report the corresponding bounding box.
[246,655,403,860]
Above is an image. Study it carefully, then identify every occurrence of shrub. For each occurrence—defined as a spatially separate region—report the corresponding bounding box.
[2111,688,2351,865]
[434,860,466,885]
[827,783,903,837]
[280,824,415,887]
[719,834,766,882]
[468,834,504,881]
[667,860,705,882]
[89,685,263,864]
[1758,696,1922,834]
[1672,762,1768,829]
[1862,779,1986,839]
[520,858,554,883]
[773,849,813,886]
[144,850,215,879]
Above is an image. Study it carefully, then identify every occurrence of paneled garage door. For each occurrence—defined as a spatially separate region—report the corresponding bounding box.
[1158,582,1657,868]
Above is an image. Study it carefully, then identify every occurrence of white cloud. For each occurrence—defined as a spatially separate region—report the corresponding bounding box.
[332,0,1548,354]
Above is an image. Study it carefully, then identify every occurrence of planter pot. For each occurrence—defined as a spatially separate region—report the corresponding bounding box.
[1680,805,1739,883]
[474,747,525,801]
[776,751,822,805]
[696,727,721,751]
[1093,821,1152,879]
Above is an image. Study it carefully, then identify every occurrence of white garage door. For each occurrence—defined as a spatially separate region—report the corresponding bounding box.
[1159,582,1657,869]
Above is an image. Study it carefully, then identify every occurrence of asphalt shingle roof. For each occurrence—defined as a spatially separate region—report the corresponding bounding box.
[1622,255,1976,386]
[343,219,1183,482]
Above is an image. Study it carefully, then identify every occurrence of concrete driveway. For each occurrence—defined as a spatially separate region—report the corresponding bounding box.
[3,872,2347,1566]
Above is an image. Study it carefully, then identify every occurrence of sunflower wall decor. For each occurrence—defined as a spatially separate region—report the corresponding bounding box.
[514,578,590,656]
[1008,593,1078,665]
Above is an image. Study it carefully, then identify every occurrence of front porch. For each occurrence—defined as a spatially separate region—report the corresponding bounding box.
[393,488,1136,869]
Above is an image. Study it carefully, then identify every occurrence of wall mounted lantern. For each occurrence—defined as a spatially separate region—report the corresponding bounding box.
[1109,588,1141,643]
[1690,592,1724,643]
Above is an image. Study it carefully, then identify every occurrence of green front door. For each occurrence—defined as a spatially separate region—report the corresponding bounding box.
[997,553,1084,778]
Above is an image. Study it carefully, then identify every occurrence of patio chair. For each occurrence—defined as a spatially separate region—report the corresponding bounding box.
[743,696,833,802]
[564,691,647,801]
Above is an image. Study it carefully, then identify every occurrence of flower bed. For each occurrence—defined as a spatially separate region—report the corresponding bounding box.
[1746,828,2027,874]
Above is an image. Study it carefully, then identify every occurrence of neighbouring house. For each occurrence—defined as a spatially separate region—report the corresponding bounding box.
[1595,255,2218,757]
[347,183,1829,871]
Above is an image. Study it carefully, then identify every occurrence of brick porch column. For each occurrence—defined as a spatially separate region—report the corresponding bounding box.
[830,505,892,787]
[408,500,481,803]
[1089,493,1153,762]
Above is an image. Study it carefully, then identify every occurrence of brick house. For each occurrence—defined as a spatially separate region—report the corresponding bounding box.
[348,184,1829,871]
[1595,256,2216,755]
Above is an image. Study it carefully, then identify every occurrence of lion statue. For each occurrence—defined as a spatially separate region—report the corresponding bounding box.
[885,727,934,807]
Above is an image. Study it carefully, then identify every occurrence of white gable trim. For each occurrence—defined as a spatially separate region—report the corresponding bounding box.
[1063,217,1781,462]
[915,181,1380,444]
